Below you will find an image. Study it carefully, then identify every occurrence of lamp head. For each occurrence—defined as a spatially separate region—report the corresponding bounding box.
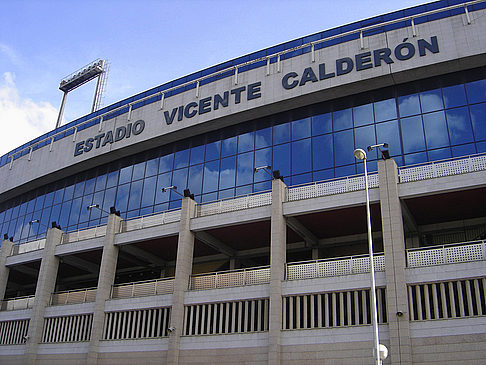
[353,148,367,160]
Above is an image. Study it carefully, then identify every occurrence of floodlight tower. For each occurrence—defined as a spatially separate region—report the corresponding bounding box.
[55,59,109,129]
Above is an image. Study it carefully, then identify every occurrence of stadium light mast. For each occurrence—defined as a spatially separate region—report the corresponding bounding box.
[55,59,108,129]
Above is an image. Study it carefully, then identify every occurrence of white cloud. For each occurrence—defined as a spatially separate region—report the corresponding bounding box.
[0,44,21,66]
[0,72,57,156]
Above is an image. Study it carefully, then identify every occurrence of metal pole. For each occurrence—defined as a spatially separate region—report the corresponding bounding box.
[56,91,68,129]
[363,157,381,365]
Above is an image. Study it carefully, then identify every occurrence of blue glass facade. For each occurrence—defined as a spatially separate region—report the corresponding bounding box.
[1,68,486,243]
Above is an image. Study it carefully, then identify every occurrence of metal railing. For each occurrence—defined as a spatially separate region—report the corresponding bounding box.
[121,209,181,232]
[5,1,483,169]
[407,240,486,268]
[1,295,35,311]
[50,287,97,305]
[398,153,486,183]
[10,238,46,256]
[111,277,174,299]
[62,224,107,244]
[287,173,379,202]
[286,253,385,281]
[196,190,272,217]
[189,266,271,290]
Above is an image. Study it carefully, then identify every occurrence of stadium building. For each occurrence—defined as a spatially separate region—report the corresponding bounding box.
[1,1,486,364]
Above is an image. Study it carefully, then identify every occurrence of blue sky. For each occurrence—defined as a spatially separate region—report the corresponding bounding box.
[0,0,426,156]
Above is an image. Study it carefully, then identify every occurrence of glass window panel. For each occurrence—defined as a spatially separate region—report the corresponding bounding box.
[84,178,96,195]
[476,141,486,153]
[174,149,190,169]
[188,164,203,196]
[427,148,451,161]
[18,202,27,217]
[255,127,272,149]
[335,165,356,178]
[190,145,205,165]
[106,170,119,188]
[312,113,332,135]
[292,173,312,185]
[44,192,54,208]
[292,139,312,175]
[469,103,486,141]
[141,176,157,208]
[398,93,421,117]
[255,148,272,182]
[115,184,130,214]
[446,107,474,145]
[26,199,35,214]
[219,156,236,189]
[146,158,159,177]
[69,198,83,227]
[140,207,153,216]
[354,125,378,159]
[218,189,235,200]
[400,116,426,153]
[172,168,189,199]
[236,185,252,196]
[273,143,291,178]
[205,140,221,161]
[404,152,427,165]
[292,117,311,140]
[466,79,486,104]
[353,103,374,127]
[452,144,476,157]
[53,188,64,205]
[154,203,169,213]
[333,108,353,131]
[254,180,271,193]
[201,192,218,203]
[312,134,333,170]
[169,200,182,210]
[90,191,105,220]
[238,131,254,153]
[102,187,116,214]
[273,123,290,144]
[443,84,467,108]
[375,120,402,156]
[119,165,133,185]
[203,160,220,193]
[236,152,254,186]
[222,136,237,157]
[95,174,107,192]
[314,169,334,181]
[159,153,174,173]
[334,130,355,166]
[420,89,443,113]
[132,161,146,181]
[423,111,449,149]
[374,98,397,122]
[356,160,377,174]
[34,194,45,212]
[50,204,61,227]
[155,173,172,204]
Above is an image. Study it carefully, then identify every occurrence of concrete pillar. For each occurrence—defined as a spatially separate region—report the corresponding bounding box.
[167,197,197,365]
[378,159,413,365]
[86,213,122,365]
[25,227,63,365]
[268,178,287,365]
[0,239,13,302]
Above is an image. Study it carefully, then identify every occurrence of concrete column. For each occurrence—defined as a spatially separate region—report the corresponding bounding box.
[86,213,122,365]
[25,227,63,365]
[268,178,287,365]
[378,159,413,365]
[0,239,13,302]
[167,197,197,365]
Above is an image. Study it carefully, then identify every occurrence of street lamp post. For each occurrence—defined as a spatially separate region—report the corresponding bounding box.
[353,147,381,365]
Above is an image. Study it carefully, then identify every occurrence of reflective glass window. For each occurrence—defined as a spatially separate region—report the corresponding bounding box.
[53,188,64,205]
[452,144,476,157]
[374,98,397,122]
[469,103,486,141]
[313,169,334,181]
[333,108,352,131]
[401,116,426,153]
[446,107,474,145]
[141,176,156,208]
[132,162,146,181]
[443,84,467,108]
[69,198,82,227]
[128,180,143,211]
[159,153,174,173]
[115,184,130,214]
[190,145,205,165]
[34,195,45,212]
[292,117,311,140]
[95,174,107,192]
[155,173,171,204]
[119,165,133,185]
[50,204,61,226]
[44,192,54,208]
[219,156,236,189]
[404,151,427,165]
[218,189,235,200]
[466,79,486,104]
[420,89,443,113]
[172,168,188,198]
[84,178,96,195]
[106,170,119,188]
[174,149,189,169]
[292,173,312,185]
[375,120,402,156]
[476,141,486,153]
[205,141,221,161]
[312,113,332,135]
[146,158,159,177]
[312,134,333,170]
[292,139,311,174]
[334,130,355,166]
[203,160,220,193]
[353,103,374,127]
[274,123,290,144]
[354,125,377,159]
[236,152,254,186]
[335,164,356,178]
[427,148,451,161]
[188,164,203,196]
[222,136,237,157]
[398,93,421,117]
[423,111,449,149]
[255,148,272,182]
[102,187,116,213]
[238,131,254,153]
[255,127,272,149]
[273,143,290,178]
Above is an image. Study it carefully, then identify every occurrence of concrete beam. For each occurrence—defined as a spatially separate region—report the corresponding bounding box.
[195,231,236,257]
[61,256,99,274]
[120,245,167,267]
[12,265,39,278]
[400,200,419,234]
[286,217,319,248]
